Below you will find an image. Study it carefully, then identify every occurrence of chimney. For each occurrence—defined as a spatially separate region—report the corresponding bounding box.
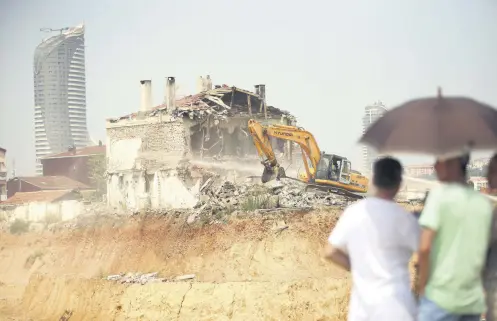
[205,75,213,91]
[196,76,204,93]
[254,85,260,97]
[258,84,266,100]
[139,80,152,111]
[165,77,176,110]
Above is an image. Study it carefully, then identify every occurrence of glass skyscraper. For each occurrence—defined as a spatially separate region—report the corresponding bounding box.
[361,101,387,174]
[33,24,90,174]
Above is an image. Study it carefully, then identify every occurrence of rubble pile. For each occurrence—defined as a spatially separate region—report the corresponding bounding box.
[271,179,349,208]
[193,176,350,216]
[105,272,195,285]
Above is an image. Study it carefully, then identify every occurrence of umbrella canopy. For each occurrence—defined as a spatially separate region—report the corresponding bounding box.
[359,88,497,155]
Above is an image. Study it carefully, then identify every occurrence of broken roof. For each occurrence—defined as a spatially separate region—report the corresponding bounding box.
[42,145,106,159]
[1,190,79,205]
[108,85,295,123]
[11,176,91,190]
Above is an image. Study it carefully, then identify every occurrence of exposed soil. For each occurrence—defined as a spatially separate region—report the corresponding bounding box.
[0,208,352,321]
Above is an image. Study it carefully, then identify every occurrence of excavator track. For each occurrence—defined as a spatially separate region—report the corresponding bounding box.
[251,174,366,201]
[304,182,365,200]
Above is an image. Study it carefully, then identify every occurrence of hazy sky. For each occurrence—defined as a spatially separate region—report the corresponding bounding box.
[1,0,497,175]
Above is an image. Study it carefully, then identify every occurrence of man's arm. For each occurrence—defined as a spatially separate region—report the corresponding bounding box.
[484,208,497,272]
[323,243,351,271]
[417,228,436,295]
[324,209,351,271]
[417,188,442,295]
[490,208,497,246]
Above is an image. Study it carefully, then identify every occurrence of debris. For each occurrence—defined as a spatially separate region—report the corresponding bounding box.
[105,272,163,285]
[105,272,195,284]
[175,274,196,281]
[186,213,198,224]
[272,220,289,234]
[59,310,73,321]
[193,176,350,217]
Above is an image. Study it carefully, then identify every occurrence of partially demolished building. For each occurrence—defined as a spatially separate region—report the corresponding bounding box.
[106,76,296,210]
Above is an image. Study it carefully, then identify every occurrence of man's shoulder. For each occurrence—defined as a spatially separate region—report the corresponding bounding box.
[340,199,370,219]
[435,184,493,216]
[427,184,449,198]
[430,184,488,201]
[351,197,411,216]
[452,184,492,207]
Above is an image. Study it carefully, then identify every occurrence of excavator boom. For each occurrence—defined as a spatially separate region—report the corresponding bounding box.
[248,119,322,183]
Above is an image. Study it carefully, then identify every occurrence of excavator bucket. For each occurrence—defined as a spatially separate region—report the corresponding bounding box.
[261,166,286,183]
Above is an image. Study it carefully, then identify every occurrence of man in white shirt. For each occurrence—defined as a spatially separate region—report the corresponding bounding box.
[324,157,420,321]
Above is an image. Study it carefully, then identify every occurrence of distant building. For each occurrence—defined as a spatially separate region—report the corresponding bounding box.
[404,164,435,177]
[361,101,387,173]
[0,147,6,201]
[1,189,83,206]
[33,24,90,175]
[469,157,490,170]
[468,176,488,191]
[6,176,91,199]
[41,144,105,186]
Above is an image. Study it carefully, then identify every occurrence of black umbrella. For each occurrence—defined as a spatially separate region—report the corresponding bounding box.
[359,88,497,155]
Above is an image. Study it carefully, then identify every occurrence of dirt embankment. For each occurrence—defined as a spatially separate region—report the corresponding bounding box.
[0,209,352,321]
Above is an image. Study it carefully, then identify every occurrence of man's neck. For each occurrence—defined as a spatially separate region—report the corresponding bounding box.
[374,190,395,201]
[440,176,466,185]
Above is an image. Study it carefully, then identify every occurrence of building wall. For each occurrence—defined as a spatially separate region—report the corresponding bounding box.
[41,157,90,185]
[106,168,200,210]
[0,200,83,223]
[6,180,40,198]
[106,116,194,210]
[106,117,190,172]
[34,24,90,175]
[105,114,293,211]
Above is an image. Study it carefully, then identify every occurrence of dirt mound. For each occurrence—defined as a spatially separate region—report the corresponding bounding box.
[0,208,352,320]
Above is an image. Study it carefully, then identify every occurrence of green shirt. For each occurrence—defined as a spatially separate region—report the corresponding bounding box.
[420,183,493,314]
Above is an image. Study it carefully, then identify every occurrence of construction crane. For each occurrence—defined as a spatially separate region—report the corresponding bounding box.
[40,27,69,34]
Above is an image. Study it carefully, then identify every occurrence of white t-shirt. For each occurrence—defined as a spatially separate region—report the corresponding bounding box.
[328,197,420,321]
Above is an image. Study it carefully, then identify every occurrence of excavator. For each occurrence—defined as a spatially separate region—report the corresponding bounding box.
[247,119,369,199]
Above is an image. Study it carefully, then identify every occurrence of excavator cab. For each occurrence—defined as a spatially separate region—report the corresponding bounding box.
[315,153,351,184]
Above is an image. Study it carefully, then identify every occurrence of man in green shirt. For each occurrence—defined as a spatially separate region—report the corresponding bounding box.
[484,154,497,321]
[418,151,493,321]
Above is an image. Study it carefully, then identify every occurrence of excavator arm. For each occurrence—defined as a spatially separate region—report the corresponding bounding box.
[247,119,322,183]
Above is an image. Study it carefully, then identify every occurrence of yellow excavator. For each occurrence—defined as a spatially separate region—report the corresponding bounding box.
[247,119,369,199]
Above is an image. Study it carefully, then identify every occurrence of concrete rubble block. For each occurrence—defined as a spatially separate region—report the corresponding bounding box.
[263,180,284,191]
[272,220,288,233]
[175,274,196,281]
[186,213,198,224]
[106,272,162,285]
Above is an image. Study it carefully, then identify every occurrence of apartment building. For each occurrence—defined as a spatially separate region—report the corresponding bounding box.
[33,24,90,175]
[0,147,6,201]
[404,164,435,177]
[361,101,387,173]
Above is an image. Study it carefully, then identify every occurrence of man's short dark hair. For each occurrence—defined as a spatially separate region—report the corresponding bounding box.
[373,157,403,189]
